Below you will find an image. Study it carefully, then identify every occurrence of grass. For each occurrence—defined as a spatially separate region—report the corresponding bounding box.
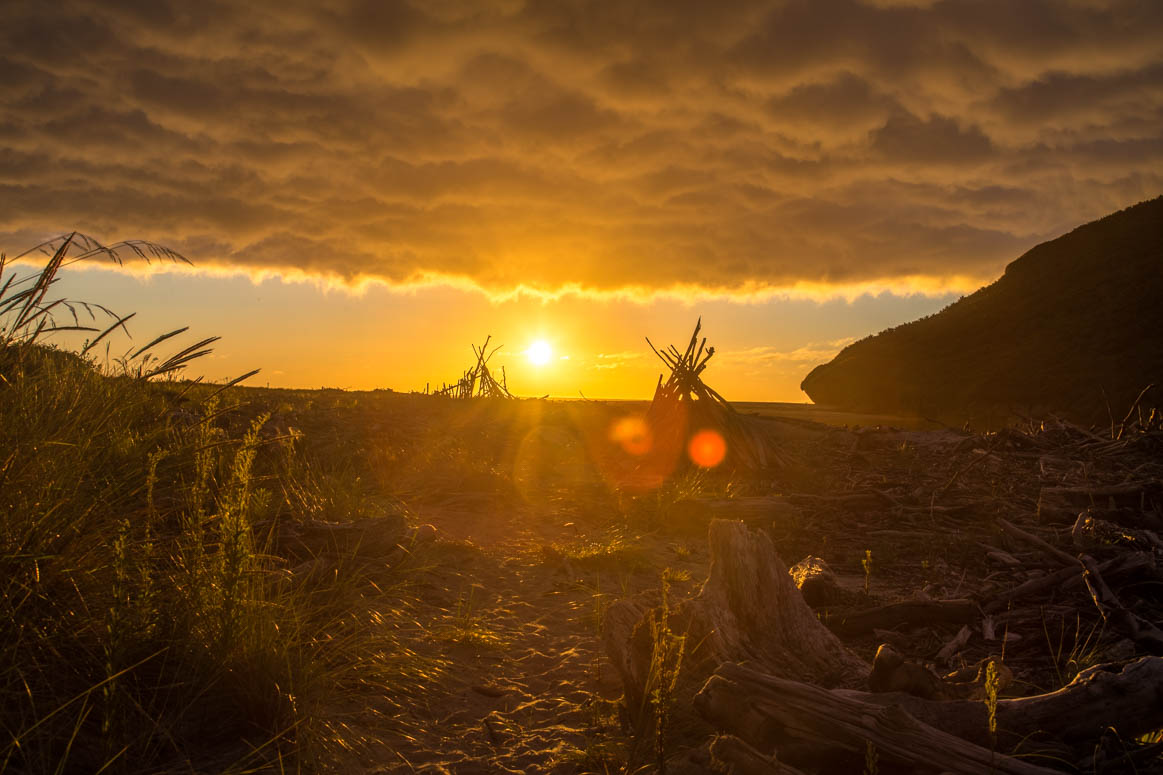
[644,569,686,775]
[0,239,429,773]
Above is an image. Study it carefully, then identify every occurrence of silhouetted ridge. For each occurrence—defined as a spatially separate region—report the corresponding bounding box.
[801,196,1163,425]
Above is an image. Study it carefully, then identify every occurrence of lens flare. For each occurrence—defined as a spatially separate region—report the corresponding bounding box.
[609,415,652,456]
[688,429,727,468]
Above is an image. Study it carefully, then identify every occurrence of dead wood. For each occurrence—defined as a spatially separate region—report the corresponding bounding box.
[982,550,1156,613]
[1037,482,1161,524]
[696,661,1061,775]
[1079,554,1163,654]
[643,320,791,471]
[1072,511,1163,552]
[935,624,973,664]
[602,520,868,726]
[788,555,849,607]
[699,657,1163,772]
[432,335,514,399]
[683,520,869,685]
[996,517,1076,565]
[827,598,977,636]
[843,656,1163,754]
[868,644,946,699]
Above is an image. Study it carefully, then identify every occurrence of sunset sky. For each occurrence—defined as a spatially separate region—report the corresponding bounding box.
[2,0,1161,399]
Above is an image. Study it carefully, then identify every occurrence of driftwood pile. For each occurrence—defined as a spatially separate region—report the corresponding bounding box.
[604,408,1163,773]
[432,336,514,399]
[644,320,788,471]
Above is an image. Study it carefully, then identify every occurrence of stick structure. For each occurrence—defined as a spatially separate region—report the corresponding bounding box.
[432,335,514,399]
[645,319,787,470]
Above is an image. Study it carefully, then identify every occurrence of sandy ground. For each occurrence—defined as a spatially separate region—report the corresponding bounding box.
[367,498,708,774]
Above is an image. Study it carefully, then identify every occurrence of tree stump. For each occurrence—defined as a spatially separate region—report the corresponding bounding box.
[602,520,869,727]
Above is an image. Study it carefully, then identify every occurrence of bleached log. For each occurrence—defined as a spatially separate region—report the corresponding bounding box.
[696,662,1060,775]
[852,656,1163,751]
[697,657,1163,771]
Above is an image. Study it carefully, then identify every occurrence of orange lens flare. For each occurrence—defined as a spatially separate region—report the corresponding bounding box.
[609,416,653,456]
[688,429,727,468]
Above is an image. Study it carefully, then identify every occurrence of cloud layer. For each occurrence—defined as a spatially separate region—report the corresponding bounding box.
[2,0,1160,296]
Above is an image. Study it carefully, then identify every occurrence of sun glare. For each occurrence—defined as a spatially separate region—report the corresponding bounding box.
[527,339,553,366]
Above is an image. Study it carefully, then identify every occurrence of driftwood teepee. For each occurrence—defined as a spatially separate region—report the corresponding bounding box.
[433,336,514,399]
[644,319,787,470]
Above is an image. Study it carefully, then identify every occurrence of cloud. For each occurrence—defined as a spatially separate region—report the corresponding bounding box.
[1,0,1160,298]
[593,351,643,370]
[720,338,857,367]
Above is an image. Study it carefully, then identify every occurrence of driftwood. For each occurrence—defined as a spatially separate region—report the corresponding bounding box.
[696,662,1061,775]
[868,644,947,699]
[849,656,1163,752]
[643,320,790,471]
[1037,482,1161,524]
[699,658,1163,773]
[1079,554,1163,654]
[787,555,849,607]
[432,335,513,399]
[1072,511,1163,552]
[982,549,1156,613]
[689,521,868,684]
[827,598,977,636]
[997,517,1076,565]
[602,520,867,723]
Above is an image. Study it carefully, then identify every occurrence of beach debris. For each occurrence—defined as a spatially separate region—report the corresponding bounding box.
[643,319,789,471]
[432,335,514,399]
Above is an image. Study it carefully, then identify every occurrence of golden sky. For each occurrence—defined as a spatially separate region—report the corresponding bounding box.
[2,0,1161,399]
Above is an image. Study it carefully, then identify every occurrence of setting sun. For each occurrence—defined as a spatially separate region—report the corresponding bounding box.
[527,339,553,366]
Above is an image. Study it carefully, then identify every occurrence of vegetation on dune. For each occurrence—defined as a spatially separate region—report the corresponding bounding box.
[0,237,427,773]
[801,196,1163,426]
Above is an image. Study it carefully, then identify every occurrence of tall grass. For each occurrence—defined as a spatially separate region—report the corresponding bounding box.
[0,237,418,773]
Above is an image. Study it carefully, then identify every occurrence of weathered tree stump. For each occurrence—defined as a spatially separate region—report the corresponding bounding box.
[602,520,868,725]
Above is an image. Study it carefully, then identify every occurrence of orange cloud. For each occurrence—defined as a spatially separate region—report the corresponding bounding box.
[1,0,1160,297]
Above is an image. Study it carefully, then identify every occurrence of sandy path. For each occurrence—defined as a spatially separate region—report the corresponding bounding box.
[371,500,669,774]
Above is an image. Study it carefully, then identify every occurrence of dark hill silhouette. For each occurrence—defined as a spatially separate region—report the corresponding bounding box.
[801,196,1163,426]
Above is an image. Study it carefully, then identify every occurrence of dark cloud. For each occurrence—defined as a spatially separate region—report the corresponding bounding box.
[870,112,994,164]
[0,0,1160,295]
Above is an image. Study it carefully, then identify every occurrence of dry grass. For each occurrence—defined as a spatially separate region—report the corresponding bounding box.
[0,242,436,773]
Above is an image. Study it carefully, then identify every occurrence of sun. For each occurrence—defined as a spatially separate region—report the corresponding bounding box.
[527,339,553,366]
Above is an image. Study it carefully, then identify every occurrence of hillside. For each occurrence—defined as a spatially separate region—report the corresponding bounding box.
[801,196,1163,425]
